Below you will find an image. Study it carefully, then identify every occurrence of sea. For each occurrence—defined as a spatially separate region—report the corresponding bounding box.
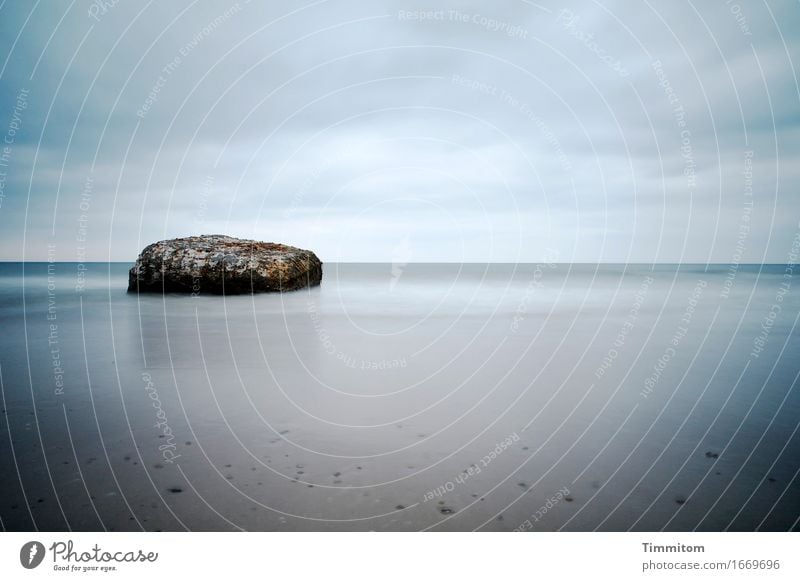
[0,262,798,531]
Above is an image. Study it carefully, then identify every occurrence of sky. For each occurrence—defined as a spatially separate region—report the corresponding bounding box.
[0,0,798,262]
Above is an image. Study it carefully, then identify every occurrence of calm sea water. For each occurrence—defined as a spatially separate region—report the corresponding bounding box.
[0,262,798,531]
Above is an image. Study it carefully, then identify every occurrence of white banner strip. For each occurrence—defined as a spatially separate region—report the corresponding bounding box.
[1,532,798,580]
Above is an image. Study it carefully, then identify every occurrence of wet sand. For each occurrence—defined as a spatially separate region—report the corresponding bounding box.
[0,263,798,531]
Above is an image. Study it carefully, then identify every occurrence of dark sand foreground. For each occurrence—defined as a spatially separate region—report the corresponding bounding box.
[1,263,798,531]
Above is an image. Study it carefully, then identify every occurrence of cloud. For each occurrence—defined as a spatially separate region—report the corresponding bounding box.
[0,0,798,262]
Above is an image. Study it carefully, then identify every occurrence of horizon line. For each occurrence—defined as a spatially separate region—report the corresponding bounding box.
[0,260,792,266]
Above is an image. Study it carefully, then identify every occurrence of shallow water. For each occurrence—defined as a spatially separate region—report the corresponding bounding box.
[0,262,798,531]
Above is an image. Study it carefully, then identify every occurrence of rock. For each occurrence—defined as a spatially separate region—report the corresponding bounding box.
[128,235,322,294]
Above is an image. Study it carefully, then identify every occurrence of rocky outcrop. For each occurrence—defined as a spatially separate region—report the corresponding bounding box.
[128,235,322,294]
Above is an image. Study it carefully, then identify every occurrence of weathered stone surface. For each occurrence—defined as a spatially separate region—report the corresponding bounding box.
[128,235,322,294]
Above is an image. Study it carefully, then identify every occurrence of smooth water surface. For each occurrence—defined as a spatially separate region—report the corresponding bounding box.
[0,262,798,531]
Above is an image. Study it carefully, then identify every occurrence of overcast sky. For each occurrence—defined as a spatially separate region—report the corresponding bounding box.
[0,0,798,262]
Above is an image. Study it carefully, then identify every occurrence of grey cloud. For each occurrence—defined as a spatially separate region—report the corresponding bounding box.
[0,0,797,262]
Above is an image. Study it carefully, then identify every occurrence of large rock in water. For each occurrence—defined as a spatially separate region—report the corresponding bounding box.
[128,235,322,294]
